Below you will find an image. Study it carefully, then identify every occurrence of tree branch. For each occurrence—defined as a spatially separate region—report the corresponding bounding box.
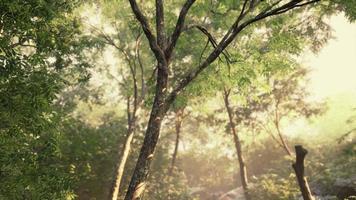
[128,0,167,66]
[237,0,250,24]
[187,25,235,64]
[135,33,146,100]
[156,0,165,48]
[165,0,196,59]
[164,0,320,106]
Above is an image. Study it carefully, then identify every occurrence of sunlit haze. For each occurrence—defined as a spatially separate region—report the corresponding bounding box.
[306,14,356,99]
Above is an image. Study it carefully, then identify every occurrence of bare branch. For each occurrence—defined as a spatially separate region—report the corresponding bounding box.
[135,33,146,99]
[199,38,210,65]
[258,121,286,148]
[91,25,143,110]
[237,0,250,24]
[128,0,167,65]
[127,96,132,123]
[165,0,196,59]
[186,25,235,64]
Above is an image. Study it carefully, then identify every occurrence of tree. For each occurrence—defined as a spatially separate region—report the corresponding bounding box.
[0,0,92,198]
[215,16,304,197]
[93,29,148,200]
[223,88,250,199]
[109,38,145,200]
[124,1,323,199]
[168,107,186,176]
[79,2,157,197]
[261,68,325,156]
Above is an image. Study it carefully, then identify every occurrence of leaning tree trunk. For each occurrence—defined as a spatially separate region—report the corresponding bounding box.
[292,145,314,200]
[110,46,141,199]
[110,95,139,200]
[169,109,184,176]
[109,125,135,200]
[124,105,166,200]
[124,62,169,200]
[274,105,293,156]
[275,120,293,156]
[223,91,250,200]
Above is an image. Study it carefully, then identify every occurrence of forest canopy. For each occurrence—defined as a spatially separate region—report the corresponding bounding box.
[0,0,355,200]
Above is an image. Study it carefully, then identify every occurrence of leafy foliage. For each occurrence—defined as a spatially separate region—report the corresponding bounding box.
[0,1,354,199]
[0,0,94,199]
[0,52,73,199]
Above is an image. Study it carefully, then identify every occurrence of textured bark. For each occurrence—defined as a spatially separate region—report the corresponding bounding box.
[123,105,166,200]
[125,2,170,199]
[155,0,165,49]
[292,145,314,200]
[124,63,169,200]
[223,90,250,200]
[169,109,184,175]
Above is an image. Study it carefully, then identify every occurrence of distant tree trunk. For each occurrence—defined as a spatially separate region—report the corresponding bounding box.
[292,145,314,200]
[274,104,293,156]
[110,96,138,200]
[107,25,145,200]
[110,126,135,200]
[223,89,250,200]
[169,108,184,176]
[275,121,293,156]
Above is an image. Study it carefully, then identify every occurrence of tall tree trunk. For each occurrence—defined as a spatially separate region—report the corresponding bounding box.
[292,145,314,200]
[169,109,184,176]
[124,62,169,200]
[110,126,135,200]
[124,105,166,200]
[223,90,250,200]
[109,33,142,197]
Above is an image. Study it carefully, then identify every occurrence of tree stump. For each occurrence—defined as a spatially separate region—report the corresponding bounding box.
[292,145,314,200]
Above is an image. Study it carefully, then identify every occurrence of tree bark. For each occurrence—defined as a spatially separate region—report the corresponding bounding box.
[223,90,250,200]
[169,109,184,176]
[292,145,314,200]
[124,63,169,200]
[123,104,166,200]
